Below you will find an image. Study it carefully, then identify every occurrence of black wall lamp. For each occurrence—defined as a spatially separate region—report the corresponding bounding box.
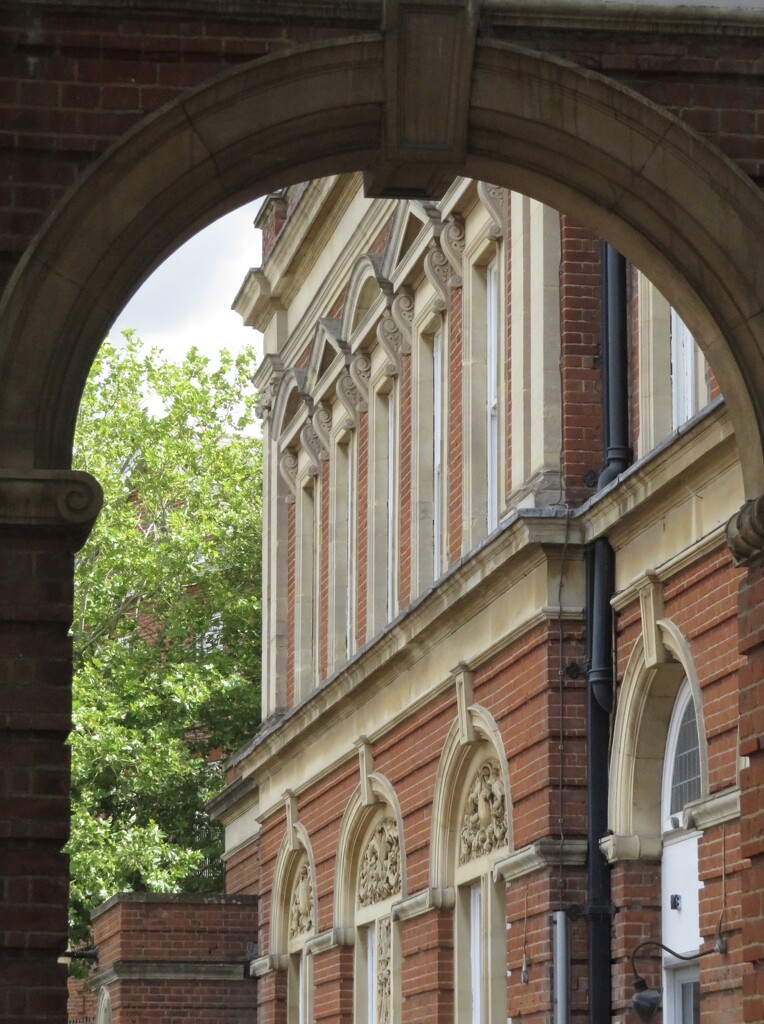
[630,936,727,1022]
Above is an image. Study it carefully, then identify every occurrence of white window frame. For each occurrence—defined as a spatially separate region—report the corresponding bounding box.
[433,325,445,578]
[294,474,316,701]
[670,307,697,430]
[386,388,396,622]
[486,258,500,534]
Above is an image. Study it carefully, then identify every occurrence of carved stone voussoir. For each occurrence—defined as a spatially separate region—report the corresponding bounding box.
[459,758,508,864]
[0,469,103,548]
[289,862,313,941]
[359,818,401,907]
[726,495,764,565]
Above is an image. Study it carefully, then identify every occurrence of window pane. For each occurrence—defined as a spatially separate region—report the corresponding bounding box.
[470,884,482,1024]
[681,980,700,1024]
[670,699,701,815]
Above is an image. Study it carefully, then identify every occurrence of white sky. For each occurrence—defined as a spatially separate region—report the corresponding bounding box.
[110,198,264,364]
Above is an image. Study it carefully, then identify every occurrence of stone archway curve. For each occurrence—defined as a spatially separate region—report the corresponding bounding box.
[2,35,764,494]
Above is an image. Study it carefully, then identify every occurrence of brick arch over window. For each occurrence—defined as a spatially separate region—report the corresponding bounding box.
[606,619,709,862]
[1,38,764,496]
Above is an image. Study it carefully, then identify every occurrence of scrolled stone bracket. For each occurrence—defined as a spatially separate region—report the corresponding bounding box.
[726,495,764,565]
[0,469,103,550]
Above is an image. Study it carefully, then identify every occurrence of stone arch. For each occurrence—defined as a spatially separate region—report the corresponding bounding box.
[334,773,406,935]
[340,253,391,343]
[1,39,764,495]
[430,704,512,890]
[607,619,709,861]
[270,821,319,957]
[270,368,310,445]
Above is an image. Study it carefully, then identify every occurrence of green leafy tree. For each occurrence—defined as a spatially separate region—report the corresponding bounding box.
[67,334,262,944]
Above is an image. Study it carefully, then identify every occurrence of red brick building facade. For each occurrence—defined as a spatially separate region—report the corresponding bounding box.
[2,4,764,1024]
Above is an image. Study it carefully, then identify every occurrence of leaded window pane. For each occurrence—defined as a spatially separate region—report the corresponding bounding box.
[670,700,701,815]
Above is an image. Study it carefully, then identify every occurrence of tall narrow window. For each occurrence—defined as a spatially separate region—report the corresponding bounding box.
[470,883,483,1024]
[346,439,355,658]
[670,308,696,430]
[366,923,378,1024]
[486,258,500,533]
[386,389,396,621]
[661,682,703,1024]
[433,327,444,578]
[295,480,315,700]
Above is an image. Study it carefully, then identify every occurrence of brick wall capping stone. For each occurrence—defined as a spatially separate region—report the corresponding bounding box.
[492,839,588,883]
[0,469,102,549]
[90,961,248,988]
[91,891,258,923]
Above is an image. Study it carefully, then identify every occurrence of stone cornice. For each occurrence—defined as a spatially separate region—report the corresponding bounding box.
[8,1,764,36]
[207,774,258,826]
[391,886,455,921]
[0,469,103,550]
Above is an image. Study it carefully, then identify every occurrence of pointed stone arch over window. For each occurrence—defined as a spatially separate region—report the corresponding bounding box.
[430,675,511,1024]
[271,797,319,1024]
[341,254,393,345]
[606,613,711,862]
[335,751,406,1024]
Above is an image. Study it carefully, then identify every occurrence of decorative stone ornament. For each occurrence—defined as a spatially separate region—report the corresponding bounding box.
[726,494,764,565]
[359,818,401,906]
[477,181,505,238]
[377,916,392,1024]
[459,759,508,863]
[289,862,314,940]
[278,450,298,503]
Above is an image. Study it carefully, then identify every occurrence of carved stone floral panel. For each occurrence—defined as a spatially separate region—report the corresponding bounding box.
[289,861,313,940]
[377,915,392,1024]
[358,817,401,907]
[459,758,508,863]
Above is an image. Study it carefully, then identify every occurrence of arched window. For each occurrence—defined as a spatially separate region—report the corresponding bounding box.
[287,857,314,1023]
[660,680,702,1024]
[354,814,401,1024]
[454,756,508,1024]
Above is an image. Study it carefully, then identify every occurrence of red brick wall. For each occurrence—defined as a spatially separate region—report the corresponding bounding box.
[559,216,603,505]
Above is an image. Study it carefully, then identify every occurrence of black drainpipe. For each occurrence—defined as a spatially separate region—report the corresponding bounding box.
[585,243,632,1024]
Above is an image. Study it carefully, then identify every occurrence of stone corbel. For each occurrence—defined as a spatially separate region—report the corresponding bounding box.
[284,789,299,852]
[599,832,662,864]
[312,402,333,454]
[357,735,375,806]
[440,214,465,287]
[376,306,403,377]
[452,662,476,744]
[477,181,504,239]
[493,838,588,882]
[638,573,667,668]
[248,953,288,978]
[278,450,298,503]
[349,353,372,407]
[300,422,326,477]
[336,371,362,431]
[305,928,354,955]
[391,290,414,355]
[424,239,451,312]
[391,886,455,921]
[726,494,764,565]
[0,469,104,551]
